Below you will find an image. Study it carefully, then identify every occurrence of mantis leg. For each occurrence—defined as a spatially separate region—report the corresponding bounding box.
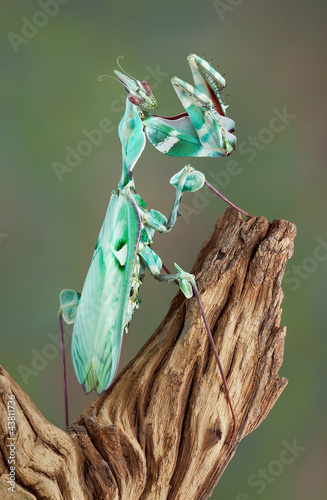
[168,166,252,222]
[190,281,235,442]
[164,165,254,228]
[142,112,233,158]
[140,165,206,235]
[58,289,81,428]
[171,77,236,155]
[58,313,69,428]
[143,165,252,237]
[204,180,253,218]
[167,165,205,229]
[139,253,236,442]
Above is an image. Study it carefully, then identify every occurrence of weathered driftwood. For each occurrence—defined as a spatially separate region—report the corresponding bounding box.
[0,208,296,499]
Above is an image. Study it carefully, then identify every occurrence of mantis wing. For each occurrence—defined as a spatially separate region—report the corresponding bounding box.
[71,191,141,394]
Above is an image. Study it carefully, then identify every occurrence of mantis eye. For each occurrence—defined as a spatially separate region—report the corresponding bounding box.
[141,80,151,94]
[128,94,140,105]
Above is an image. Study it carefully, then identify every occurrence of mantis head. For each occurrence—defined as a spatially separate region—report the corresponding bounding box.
[114,70,157,109]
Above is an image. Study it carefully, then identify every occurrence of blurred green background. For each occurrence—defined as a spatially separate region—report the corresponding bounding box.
[1,0,326,498]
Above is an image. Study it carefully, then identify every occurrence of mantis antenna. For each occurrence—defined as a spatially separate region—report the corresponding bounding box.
[116,55,135,80]
[98,56,134,83]
[98,74,121,83]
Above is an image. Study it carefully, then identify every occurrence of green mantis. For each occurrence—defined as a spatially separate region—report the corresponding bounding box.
[58,54,249,441]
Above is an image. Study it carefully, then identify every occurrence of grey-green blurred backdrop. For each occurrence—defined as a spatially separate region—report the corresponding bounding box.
[1,1,326,498]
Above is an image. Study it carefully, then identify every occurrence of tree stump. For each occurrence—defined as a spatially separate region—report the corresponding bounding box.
[0,208,296,499]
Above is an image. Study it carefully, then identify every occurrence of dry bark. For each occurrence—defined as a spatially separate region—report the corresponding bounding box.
[0,208,296,499]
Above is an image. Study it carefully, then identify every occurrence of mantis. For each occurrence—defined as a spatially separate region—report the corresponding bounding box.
[59,54,250,441]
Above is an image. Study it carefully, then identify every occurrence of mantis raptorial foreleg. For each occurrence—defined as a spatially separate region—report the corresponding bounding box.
[142,54,237,157]
[143,78,236,157]
[115,55,252,217]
